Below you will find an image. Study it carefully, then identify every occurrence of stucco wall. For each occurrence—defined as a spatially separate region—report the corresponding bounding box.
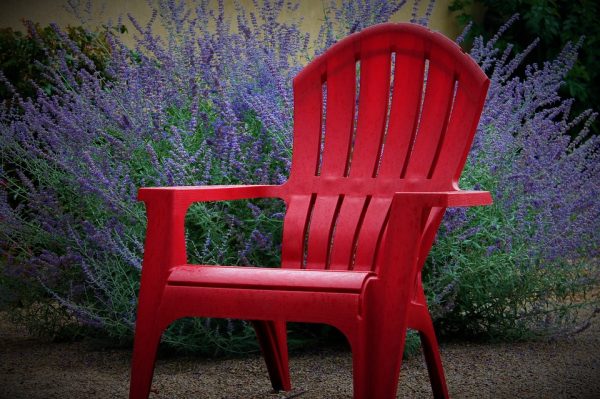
[0,0,461,45]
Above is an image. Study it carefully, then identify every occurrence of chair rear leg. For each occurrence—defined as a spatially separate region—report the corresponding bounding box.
[251,320,291,391]
[129,316,163,399]
[419,321,449,399]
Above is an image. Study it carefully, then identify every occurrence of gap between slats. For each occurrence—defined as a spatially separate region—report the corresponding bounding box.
[316,82,327,176]
[325,195,346,269]
[301,193,317,268]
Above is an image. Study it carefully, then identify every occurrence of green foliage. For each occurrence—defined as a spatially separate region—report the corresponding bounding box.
[0,22,114,100]
[449,0,599,135]
[1,99,285,353]
[425,146,599,341]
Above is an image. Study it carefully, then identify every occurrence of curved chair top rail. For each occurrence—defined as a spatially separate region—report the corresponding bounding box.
[295,23,487,99]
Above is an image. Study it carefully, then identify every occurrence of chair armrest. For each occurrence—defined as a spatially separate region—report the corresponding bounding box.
[136,184,283,286]
[138,184,283,207]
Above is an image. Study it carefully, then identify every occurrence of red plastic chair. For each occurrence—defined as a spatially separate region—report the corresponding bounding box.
[130,23,491,399]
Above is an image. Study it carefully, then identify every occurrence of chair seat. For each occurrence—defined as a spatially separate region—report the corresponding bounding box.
[167,265,374,293]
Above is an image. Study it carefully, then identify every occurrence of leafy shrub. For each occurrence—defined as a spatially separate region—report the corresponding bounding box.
[426,18,599,339]
[0,0,598,354]
[449,1,600,136]
[0,22,114,101]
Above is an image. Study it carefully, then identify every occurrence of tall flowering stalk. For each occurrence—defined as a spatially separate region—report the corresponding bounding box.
[0,1,597,352]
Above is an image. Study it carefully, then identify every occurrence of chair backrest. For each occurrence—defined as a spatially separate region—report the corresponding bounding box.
[281,23,489,272]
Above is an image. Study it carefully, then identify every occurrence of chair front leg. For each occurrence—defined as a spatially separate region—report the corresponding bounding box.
[130,304,164,399]
[130,196,188,399]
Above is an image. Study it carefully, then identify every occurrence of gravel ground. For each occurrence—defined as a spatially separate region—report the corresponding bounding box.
[1,313,599,399]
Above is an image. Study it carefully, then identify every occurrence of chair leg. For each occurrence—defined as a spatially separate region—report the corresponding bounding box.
[351,322,407,399]
[419,321,449,399]
[129,315,163,399]
[251,320,291,391]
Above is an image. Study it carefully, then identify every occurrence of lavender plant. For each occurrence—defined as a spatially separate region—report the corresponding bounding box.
[426,17,599,339]
[0,0,303,352]
[0,1,598,354]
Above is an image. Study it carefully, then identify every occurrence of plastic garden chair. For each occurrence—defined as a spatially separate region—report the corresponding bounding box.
[129,23,491,399]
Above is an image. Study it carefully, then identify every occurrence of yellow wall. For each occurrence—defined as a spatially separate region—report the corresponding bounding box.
[0,0,461,44]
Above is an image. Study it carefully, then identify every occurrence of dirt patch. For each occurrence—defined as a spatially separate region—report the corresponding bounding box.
[0,313,599,398]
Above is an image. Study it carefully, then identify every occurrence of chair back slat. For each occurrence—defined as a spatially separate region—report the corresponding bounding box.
[281,194,315,268]
[319,45,357,177]
[328,195,370,270]
[348,32,392,178]
[305,194,343,269]
[429,78,488,185]
[289,73,323,178]
[403,45,457,180]
[377,35,427,179]
[351,197,392,271]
